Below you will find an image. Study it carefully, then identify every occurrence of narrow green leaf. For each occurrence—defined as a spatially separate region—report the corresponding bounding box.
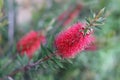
[47,35,54,48]
[41,63,47,69]
[97,17,106,23]
[46,60,56,70]
[95,26,102,30]
[90,9,94,18]
[17,55,22,62]
[46,47,53,54]
[85,17,90,24]
[51,58,64,68]
[41,44,49,57]
[93,13,96,18]
[23,54,29,66]
[66,59,73,64]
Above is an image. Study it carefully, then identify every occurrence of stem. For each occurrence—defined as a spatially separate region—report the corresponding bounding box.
[7,53,56,77]
[87,8,105,28]
[28,53,56,67]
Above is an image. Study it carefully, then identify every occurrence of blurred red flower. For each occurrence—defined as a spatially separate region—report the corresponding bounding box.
[85,38,97,51]
[58,4,82,26]
[17,31,46,58]
[54,22,94,58]
[85,43,97,51]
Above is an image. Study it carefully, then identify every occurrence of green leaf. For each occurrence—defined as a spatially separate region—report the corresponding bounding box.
[93,13,96,18]
[17,54,29,66]
[46,60,56,70]
[96,7,106,18]
[22,54,29,65]
[99,7,105,15]
[47,35,54,49]
[51,58,64,68]
[41,63,47,69]
[46,47,53,54]
[17,55,23,63]
[41,44,49,57]
[96,17,106,23]
[94,26,102,30]
[90,9,94,18]
[66,59,73,64]
[85,17,90,24]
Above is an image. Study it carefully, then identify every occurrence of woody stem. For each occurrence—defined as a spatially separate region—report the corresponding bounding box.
[6,53,56,78]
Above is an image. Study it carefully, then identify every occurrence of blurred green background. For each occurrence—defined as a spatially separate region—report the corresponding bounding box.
[0,0,120,80]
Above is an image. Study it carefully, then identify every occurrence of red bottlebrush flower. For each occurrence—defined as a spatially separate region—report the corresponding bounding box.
[54,22,94,58]
[17,31,46,58]
[57,4,82,26]
[85,43,97,51]
[85,37,98,51]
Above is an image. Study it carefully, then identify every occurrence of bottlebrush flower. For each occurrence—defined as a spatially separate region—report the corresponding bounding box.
[57,4,82,26]
[85,43,97,51]
[17,31,46,58]
[85,37,97,51]
[54,22,94,58]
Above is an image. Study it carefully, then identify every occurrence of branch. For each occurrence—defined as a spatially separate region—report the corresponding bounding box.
[7,53,56,77]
